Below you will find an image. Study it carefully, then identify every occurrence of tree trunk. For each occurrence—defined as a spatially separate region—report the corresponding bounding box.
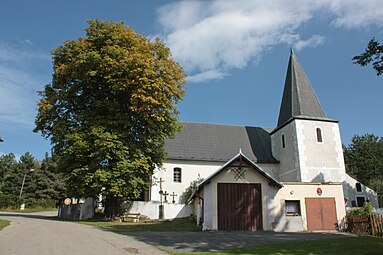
[104,195,120,220]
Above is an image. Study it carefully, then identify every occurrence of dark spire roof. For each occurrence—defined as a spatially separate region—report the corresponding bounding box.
[277,50,333,128]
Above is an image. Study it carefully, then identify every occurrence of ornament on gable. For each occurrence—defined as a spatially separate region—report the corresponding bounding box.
[232,149,246,181]
[232,166,246,181]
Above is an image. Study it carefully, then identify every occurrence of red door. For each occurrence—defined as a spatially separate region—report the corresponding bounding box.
[305,198,337,231]
[217,183,262,231]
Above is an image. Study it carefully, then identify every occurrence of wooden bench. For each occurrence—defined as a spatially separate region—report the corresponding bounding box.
[120,212,141,222]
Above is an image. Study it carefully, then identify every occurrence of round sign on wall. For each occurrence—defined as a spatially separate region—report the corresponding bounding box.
[64,198,71,205]
[317,188,322,196]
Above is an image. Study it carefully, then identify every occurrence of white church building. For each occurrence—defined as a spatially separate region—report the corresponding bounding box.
[131,50,379,232]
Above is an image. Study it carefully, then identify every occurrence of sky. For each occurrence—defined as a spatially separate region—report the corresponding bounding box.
[0,0,382,160]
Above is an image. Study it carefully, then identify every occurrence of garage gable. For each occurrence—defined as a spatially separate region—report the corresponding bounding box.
[197,151,282,190]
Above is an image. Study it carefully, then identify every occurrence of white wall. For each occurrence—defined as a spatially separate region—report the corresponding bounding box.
[271,183,346,232]
[201,165,278,231]
[151,160,223,202]
[271,121,301,182]
[128,201,193,219]
[343,174,379,208]
[295,120,346,183]
[271,120,346,183]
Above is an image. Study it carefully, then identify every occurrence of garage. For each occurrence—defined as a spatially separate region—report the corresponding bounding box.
[305,198,337,231]
[217,183,262,231]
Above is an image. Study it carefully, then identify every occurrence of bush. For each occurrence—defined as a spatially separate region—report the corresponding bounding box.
[180,176,204,204]
[28,199,57,209]
[0,193,19,209]
[347,202,375,216]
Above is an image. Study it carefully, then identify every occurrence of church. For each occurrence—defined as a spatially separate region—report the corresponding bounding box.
[134,50,379,231]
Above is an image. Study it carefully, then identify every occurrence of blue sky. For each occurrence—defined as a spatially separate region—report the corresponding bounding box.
[0,0,382,160]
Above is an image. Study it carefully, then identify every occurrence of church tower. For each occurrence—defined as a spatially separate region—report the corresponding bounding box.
[270,50,346,183]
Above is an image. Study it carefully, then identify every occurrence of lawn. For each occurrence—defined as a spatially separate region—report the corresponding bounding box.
[171,236,383,255]
[80,217,202,232]
[0,207,57,213]
[0,219,10,231]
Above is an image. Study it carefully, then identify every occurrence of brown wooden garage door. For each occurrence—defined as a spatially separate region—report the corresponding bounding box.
[305,198,337,231]
[217,183,262,231]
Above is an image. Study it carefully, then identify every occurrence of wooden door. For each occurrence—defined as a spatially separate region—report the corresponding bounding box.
[305,198,337,231]
[217,183,262,231]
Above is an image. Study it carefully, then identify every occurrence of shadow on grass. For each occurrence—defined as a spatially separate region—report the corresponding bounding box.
[125,231,355,253]
[169,236,383,255]
[80,217,202,232]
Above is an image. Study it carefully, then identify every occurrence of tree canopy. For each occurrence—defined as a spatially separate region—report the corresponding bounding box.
[344,134,383,197]
[353,38,383,76]
[34,20,186,217]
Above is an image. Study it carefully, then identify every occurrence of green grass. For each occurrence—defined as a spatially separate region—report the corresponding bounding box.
[80,217,202,232]
[0,207,57,213]
[171,236,383,255]
[0,219,10,231]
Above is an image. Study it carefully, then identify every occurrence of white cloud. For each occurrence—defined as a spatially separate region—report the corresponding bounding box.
[157,0,383,83]
[0,42,49,129]
[0,41,49,63]
[329,0,383,29]
[187,70,228,83]
[294,35,325,51]
[0,66,40,127]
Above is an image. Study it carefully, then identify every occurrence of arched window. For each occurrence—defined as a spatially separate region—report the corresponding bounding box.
[316,128,323,143]
[281,134,286,148]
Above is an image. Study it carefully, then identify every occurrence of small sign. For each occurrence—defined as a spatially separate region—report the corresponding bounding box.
[64,198,71,205]
[317,188,322,196]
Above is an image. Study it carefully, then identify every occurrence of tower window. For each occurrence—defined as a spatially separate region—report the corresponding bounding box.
[316,128,323,143]
[281,134,286,149]
[356,183,362,192]
[173,167,182,183]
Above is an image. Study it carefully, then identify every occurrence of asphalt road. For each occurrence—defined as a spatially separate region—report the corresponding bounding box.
[0,211,167,255]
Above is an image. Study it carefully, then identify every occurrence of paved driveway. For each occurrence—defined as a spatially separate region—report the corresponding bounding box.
[0,211,167,255]
[0,211,354,254]
[126,231,354,253]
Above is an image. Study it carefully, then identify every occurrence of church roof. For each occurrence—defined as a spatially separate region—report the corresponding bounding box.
[276,50,336,128]
[165,122,278,163]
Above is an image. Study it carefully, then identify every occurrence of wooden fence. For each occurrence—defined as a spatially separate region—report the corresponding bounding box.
[345,214,383,236]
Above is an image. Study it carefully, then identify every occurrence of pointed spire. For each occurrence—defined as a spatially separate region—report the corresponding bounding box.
[277,50,327,127]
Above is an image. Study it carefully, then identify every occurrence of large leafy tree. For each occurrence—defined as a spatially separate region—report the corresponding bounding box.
[344,134,383,197]
[34,20,186,217]
[353,38,383,76]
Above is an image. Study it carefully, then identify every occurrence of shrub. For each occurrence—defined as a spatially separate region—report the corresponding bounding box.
[347,202,375,216]
[28,199,57,209]
[0,193,19,209]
